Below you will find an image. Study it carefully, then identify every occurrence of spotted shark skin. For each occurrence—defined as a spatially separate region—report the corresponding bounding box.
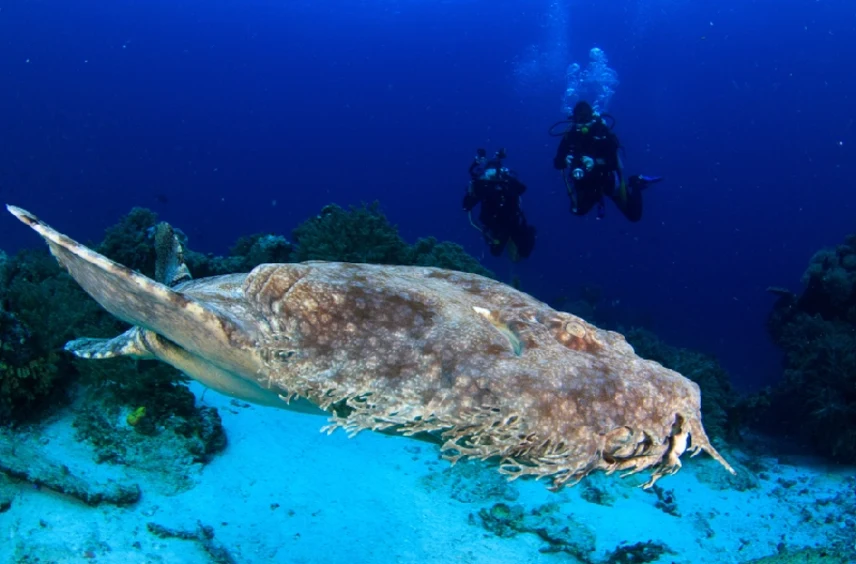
[7,205,734,490]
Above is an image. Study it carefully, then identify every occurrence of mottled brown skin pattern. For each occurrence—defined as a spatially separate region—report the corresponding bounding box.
[244,262,733,489]
[8,205,733,490]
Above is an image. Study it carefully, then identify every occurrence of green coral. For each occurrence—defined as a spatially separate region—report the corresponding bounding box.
[764,232,856,463]
[605,541,673,564]
[73,381,226,466]
[0,250,8,286]
[409,237,493,278]
[744,546,850,564]
[291,202,411,264]
[797,234,856,324]
[0,250,103,424]
[95,207,161,277]
[0,330,61,424]
[765,314,856,462]
[186,232,292,278]
[291,202,494,277]
[228,233,292,268]
[476,502,596,559]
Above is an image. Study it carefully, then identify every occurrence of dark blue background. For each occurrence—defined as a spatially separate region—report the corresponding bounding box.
[1,0,854,390]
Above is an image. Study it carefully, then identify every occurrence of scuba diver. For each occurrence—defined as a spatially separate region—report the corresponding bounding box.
[550,101,662,222]
[463,148,536,261]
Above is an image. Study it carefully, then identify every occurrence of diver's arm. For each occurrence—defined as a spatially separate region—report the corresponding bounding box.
[613,142,628,202]
[462,182,480,211]
[613,135,625,185]
[468,160,480,179]
[605,130,622,169]
[553,134,573,169]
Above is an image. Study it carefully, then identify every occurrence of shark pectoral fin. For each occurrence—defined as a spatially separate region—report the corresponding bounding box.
[144,333,324,413]
[65,327,154,360]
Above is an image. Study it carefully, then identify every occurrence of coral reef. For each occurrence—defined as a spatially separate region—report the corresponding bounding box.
[475,502,674,563]
[147,521,237,564]
[0,473,14,513]
[475,502,597,559]
[580,478,616,506]
[604,541,673,564]
[72,383,227,470]
[185,232,293,279]
[409,236,493,278]
[645,484,679,517]
[0,313,61,424]
[0,250,91,424]
[290,202,494,277]
[420,459,519,503]
[95,207,161,277]
[291,202,411,264]
[764,233,856,462]
[744,546,851,564]
[0,428,141,506]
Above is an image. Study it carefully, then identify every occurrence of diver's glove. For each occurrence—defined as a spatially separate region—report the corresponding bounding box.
[581,156,594,171]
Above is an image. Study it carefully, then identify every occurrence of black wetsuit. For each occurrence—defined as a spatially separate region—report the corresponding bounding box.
[554,120,645,222]
[463,167,536,259]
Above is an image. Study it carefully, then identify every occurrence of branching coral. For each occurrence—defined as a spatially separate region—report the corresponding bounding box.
[765,232,856,462]
[291,202,411,264]
[767,313,856,461]
[0,252,87,423]
[409,236,494,278]
[96,207,161,277]
[291,202,494,277]
[0,323,62,424]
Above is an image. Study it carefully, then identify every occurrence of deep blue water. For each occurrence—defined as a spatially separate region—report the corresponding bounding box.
[1,0,854,391]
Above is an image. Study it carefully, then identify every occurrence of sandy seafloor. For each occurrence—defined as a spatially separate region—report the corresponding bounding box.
[1,381,853,564]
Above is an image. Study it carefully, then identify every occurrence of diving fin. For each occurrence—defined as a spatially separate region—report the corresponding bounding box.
[630,175,663,190]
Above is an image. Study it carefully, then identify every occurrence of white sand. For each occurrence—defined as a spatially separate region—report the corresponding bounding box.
[0,382,851,564]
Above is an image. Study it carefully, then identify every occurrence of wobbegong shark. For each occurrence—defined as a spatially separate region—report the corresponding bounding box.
[7,205,733,490]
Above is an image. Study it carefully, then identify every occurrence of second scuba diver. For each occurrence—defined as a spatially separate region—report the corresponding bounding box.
[463,148,536,261]
[552,101,662,222]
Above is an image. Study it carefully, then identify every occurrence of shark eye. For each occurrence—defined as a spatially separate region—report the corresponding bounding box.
[564,321,586,338]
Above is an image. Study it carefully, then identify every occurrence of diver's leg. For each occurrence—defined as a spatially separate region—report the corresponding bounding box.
[487,225,508,257]
[609,184,643,222]
[621,189,643,222]
[632,174,663,190]
[512,221,536,259]
[569,180,598,216]
[489,240,507,256]
[610,174,659,222]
